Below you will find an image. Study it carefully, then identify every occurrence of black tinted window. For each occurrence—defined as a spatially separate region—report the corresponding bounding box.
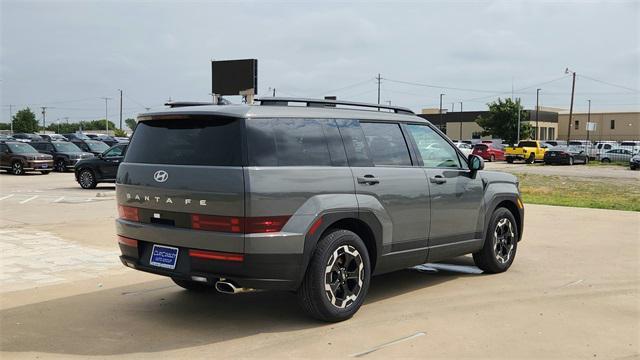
[336,119,373,167]
[360,122,411,166]
[125,117,242,166]
[247,118,340,166]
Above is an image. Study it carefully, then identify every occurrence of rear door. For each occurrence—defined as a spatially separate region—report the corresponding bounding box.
[404,123,484,261]
[339,119,430,269]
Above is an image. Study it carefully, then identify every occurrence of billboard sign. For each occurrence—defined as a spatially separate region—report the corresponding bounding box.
[211,59,258,96]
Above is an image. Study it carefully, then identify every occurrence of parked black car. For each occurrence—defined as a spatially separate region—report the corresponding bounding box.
[94,135,125,147]
[74,143,127,188]
[544,146,589,165]
[0,141,53,175]
[62,133,91,141]
[12,133,44,143]
[31,141,95,172]
[0,134,15,141]
[41,134,68,142]
[630,154,640,170]
[70,139,110,155]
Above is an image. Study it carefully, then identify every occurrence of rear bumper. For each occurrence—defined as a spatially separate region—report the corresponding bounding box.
[116,219,306,290]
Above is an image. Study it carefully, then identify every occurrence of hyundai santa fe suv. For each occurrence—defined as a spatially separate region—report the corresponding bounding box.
[116,97,524,322]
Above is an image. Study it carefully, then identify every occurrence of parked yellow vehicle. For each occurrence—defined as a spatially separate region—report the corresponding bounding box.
[504,140,548,163]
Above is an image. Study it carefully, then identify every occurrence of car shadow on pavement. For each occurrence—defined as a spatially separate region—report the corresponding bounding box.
[0,257,479,356]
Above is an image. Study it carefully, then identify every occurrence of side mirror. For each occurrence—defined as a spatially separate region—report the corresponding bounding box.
[468,154,484,171]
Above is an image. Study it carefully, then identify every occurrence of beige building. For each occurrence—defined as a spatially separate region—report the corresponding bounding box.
[557,111,640,141]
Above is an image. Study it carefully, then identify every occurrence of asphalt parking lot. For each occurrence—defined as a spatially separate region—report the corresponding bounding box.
[1,171,639,359]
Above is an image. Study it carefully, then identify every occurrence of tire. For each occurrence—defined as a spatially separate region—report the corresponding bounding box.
[11,161,24,175]
[490,154,495,162]
[54,159,66,172]
[601,158,611,163]
[526,153,535,164]
[506,157,514,164]
[172,277,217,292]
[297,229,371,322]
[473,207,519,274]
[78,168,97,189]
[568,157,574,166]
[583,157,589,165]
[40,171,51,175]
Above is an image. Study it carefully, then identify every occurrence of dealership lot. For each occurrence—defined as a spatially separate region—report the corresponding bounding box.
[1,171,639,359]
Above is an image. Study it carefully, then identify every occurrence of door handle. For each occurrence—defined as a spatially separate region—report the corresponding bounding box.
[429,175,447,184]
[357,175,380,185]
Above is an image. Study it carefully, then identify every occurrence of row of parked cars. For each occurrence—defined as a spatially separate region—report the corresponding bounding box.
[450,139,640,169]
[0,132,129,187]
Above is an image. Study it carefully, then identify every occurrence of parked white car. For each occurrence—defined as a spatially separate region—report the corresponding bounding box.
[454,142,473,156]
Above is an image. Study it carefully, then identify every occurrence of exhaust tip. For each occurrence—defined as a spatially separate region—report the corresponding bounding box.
[215,281,236,294]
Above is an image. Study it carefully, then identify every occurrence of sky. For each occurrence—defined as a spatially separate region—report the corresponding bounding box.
[1,0,639,125]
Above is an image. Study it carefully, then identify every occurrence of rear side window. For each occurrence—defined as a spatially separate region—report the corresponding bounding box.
[359,122,411,166]
[247,118,345,166]
[125,116,242,166]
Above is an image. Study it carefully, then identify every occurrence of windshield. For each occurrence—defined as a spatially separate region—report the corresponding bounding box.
[86,140,109,152]
[7,143,38,154]
[53,142,82,152]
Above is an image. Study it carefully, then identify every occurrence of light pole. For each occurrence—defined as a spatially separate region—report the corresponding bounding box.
[118,89,123,130]
[439,93,445,133]
[565,68,576,141]
[536,88,541,140]
[459,101,463,141]
[101,97,112,135]
[587,99,591,144]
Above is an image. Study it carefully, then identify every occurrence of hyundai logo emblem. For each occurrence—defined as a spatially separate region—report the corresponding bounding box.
[153,170,169,183]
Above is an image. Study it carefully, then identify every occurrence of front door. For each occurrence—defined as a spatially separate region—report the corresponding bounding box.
[338,120,430,272]
[404,123,485,262]
[101,144,126,179]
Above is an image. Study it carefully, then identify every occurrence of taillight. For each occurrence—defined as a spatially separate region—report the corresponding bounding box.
[118,205,139,222]
[191,214,243,233]
[245,216,290,233]
[189,249,244,262]
[190,214,290,233]
[117,235,138,247]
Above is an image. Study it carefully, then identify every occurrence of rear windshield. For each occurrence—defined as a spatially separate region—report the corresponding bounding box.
[518,141,538,147]
[125,116,242,166]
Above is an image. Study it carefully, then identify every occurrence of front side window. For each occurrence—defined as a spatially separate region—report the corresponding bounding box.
[406,124,461,168]
[104,145,125,157]
[359,122,411,166]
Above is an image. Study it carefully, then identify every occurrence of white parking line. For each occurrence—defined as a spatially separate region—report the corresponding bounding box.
[0,194,15,201]
[53,196,65,203]
[19,195,39,204]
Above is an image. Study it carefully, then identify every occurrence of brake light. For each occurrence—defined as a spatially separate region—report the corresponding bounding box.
[245,216,290,233]
[117,235,138,248]
[190,214,290,233]
[118,205,139,222]
[191,214,243,233]
[189,249,244,262]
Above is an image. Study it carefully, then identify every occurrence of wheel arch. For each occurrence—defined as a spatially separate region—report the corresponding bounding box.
[488,198,523,242]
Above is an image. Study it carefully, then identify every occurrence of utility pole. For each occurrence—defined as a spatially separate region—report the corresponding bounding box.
[439,93,445,133]
[9,104,13,134]
[587,99,591,144]
[41,107,47,133]
[118,89,123,130]
[376,73,381,105]
[101,97,111,135]
[273,88,276,97]
[517,98,521,143]
[460,102,463,112]
[536,88,541,140]
[459,102,463,141]
[565,68,576,141]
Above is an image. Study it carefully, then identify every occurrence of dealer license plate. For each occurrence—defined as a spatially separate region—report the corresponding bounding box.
[149,244,179,270]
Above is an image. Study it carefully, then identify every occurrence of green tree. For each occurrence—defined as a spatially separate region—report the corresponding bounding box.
[124,118,137,131]
[113,128,127,137]
[475,98,532,144]
[12,108,39,133]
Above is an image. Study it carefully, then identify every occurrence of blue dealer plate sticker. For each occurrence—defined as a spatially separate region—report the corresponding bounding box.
[150,244,179,270]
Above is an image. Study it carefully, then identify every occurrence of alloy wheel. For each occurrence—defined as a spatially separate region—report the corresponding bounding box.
[55,160,66,172]
[324,245,364,309]
[79,170,95,188]
[12,162,23,175]
[493,218,515,264]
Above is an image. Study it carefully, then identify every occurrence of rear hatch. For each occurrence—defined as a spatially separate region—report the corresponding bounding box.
[116,114,245,233]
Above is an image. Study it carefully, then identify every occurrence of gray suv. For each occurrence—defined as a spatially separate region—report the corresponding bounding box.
[116,98,524,322]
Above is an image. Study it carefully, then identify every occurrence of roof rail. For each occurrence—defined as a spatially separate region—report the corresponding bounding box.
[255,97,415,115]
[165,98,232,108]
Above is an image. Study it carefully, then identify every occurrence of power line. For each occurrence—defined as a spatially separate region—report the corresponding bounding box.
[382,77,506,94]
[576,74,640,93]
